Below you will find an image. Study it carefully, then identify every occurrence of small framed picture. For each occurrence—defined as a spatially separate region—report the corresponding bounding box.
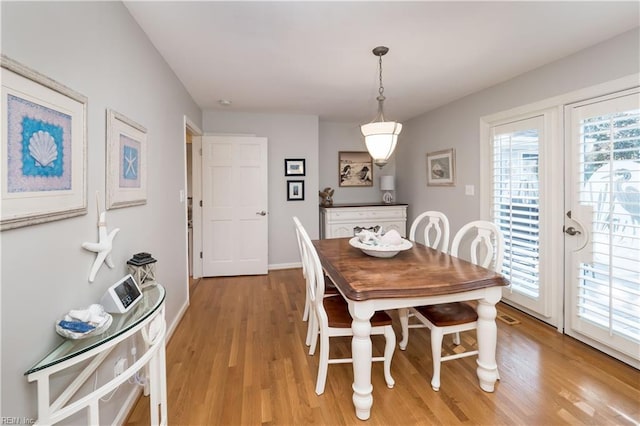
[339,151,373,187]
[285,158,305,176]
[106,109,147,209]
[287,180,304,201]
[426,148,456,186]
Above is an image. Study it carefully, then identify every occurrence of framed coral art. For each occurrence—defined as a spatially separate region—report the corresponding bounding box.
[106,109,147,209]
[1,55,87,230]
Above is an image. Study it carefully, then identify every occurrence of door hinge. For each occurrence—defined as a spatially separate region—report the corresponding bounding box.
[199,200,203,207]
[199,148,202,156]
[200,251,203,259]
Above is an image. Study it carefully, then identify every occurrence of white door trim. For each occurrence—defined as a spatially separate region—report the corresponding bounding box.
[185,116,202,279]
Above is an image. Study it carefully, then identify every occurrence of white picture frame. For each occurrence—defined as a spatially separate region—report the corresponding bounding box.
[106,109,147,209]
[1,55,88,230]
[426,148,456,186]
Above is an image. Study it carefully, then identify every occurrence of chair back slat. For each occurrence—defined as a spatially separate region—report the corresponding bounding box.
[409,211,450,253]
[450,220,504,272]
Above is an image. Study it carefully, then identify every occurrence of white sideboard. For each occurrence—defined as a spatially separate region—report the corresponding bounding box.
[320,203,408,239]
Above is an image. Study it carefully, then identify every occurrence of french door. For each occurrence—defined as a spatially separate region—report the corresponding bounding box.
[484,87,639,366]
[564,90,640,367]
[487,111,563,327]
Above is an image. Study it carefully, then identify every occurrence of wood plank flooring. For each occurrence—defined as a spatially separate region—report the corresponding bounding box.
[126,269,639,425]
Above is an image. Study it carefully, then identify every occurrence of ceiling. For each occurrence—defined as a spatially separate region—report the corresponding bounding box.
[124,1,639,123]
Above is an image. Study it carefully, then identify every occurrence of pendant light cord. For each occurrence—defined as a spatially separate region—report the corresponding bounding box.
[376,53,386,121]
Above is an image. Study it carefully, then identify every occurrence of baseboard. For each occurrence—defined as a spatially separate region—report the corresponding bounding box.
[268,262,301,270]
[166,297,190,343]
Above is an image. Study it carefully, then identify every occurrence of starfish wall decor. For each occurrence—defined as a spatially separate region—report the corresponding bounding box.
[82,210,120,282]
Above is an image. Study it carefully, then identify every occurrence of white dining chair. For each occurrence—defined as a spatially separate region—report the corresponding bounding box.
[297,221,396,395]
[293,217,340,348]
[406,220,504,391]
[399,211,450,350]
[408,210,450,252]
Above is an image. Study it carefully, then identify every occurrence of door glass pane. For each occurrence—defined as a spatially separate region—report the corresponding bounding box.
[492,127,540,300]
[577,108,640,343]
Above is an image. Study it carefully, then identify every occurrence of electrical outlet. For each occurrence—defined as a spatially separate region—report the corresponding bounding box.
[114,358,127,377]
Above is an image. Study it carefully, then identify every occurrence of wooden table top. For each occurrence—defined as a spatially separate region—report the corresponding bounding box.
[313,238,509,301]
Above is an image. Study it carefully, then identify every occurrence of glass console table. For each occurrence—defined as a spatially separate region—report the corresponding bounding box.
[25,284,167,425]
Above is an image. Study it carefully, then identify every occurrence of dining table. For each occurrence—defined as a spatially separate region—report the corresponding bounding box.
[312,237,510,421]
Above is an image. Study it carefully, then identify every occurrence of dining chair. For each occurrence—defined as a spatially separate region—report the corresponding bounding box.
[297,221,396,395]
[399,211,451,350]
[292,216,339,348]
[406,220,504,391]
[408,210,450,252]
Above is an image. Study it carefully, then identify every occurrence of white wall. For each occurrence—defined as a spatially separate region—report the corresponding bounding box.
[319,121,396,204]
[396,28,640,235]
[1,1,201,422]
[202,111,319,267]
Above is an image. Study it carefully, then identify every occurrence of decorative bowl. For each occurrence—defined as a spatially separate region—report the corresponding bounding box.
[55,313,113,340]
[349,237,413,258]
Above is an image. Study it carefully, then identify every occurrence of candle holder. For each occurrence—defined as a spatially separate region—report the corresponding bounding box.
[127,252,157,288]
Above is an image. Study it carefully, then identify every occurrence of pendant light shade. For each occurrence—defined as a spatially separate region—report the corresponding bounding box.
[361,46,402,168]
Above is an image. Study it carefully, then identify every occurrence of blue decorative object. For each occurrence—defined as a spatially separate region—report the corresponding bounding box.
[58,320,95,333]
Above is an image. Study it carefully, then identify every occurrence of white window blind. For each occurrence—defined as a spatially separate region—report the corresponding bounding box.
[576,108,640,343]
[491,125,541,300]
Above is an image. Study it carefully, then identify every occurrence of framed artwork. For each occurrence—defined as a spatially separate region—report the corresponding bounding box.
[1,55,87,230]
[284,158,305,176]
[339,151,373,187]
[426,148,456,186]
[287,180,304,201]
[106,109,147,209]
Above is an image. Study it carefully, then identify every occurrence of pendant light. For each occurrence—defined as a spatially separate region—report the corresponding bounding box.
[361,46,402,168]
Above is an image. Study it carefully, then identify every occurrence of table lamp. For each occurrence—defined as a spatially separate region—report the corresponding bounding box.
[380,175,395,204]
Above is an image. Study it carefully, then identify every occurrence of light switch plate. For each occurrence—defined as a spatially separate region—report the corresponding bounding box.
[465,185,475,196]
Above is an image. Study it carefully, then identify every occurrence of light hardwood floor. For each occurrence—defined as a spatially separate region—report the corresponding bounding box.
[126,269,639,425]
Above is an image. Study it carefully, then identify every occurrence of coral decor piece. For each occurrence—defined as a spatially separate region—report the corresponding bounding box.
[318,187,334,206]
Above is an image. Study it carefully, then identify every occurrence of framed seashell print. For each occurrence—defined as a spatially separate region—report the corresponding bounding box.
[106,109,147,209]
[1,55,87,230]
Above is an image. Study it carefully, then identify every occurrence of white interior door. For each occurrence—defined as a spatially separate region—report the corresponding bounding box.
[202,135,268,276]
[564,89,640,367]
[487,111,563,327]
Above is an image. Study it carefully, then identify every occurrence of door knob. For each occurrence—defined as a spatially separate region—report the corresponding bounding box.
[564,226,581,236]
[256,211,267,216]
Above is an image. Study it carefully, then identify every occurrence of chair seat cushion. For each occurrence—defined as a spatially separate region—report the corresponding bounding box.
[323,296,393,328]
[415,302,478,327]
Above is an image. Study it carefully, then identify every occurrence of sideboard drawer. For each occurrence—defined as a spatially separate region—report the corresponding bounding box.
[325,207,406,222]
[320,204,408,239]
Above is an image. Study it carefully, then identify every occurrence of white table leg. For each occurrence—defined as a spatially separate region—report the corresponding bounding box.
[476,288,501,392]
[349,302,374,420]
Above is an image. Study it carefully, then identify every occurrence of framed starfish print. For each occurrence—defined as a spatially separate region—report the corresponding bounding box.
[106,109,147,209]
[1,55,87,230]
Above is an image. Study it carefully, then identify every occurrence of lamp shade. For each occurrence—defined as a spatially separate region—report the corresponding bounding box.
[380,175,395,191]
[361,121,402,167]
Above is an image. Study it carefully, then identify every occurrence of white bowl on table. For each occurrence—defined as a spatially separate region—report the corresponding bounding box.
[349,237,413,258]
